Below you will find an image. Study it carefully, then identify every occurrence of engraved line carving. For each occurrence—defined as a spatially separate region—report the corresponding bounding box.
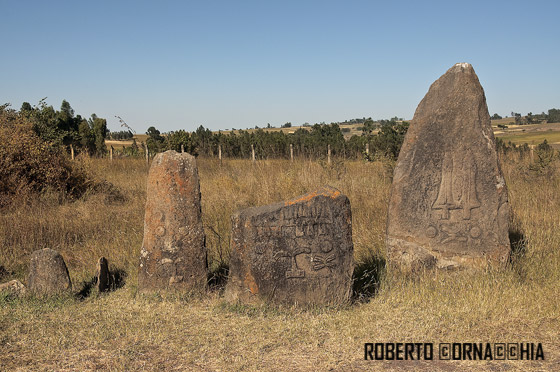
[433,155,459,219]
[273,245,311,279]
[426,223,482,243]
[459,156,480,220]
[439,223,468,244]
[312,253,336,271]
[432,152,480,220]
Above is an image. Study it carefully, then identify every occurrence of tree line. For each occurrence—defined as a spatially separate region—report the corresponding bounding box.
[141,119,410,160]
[18,99,108,156]
[2,99,410,161]
[8,98,560,162]
[492,108,560,125]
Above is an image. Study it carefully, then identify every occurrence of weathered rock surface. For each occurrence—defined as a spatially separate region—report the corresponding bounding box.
[387,63,510,272]
[138,151,207,292]
[97,257,110,292]
[0,279,26,295]
[225,186,354,305]
[28,248,72,294]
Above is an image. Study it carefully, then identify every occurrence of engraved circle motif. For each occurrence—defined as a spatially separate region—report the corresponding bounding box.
[469,226,481,239]
[154,211,164,221]
[426,226,438,238]
[321,241,333,253]
[155,226,166,236]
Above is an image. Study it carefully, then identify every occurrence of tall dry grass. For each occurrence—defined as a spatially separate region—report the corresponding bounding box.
[0,156,392,285]
[0,154,559,371]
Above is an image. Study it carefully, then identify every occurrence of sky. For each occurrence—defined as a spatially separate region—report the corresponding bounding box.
[1,0,559,133]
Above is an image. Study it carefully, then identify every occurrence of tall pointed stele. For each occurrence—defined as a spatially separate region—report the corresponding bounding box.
[386,63,510,272]
[138,150,208,292]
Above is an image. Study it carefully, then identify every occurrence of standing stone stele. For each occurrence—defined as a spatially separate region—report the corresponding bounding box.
[97,257,110,293]
[28,248,72,295]
[387,63,510,272]
[225,186,354,305]
[138,150,207,292]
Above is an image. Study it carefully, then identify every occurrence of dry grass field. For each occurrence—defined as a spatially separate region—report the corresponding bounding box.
[106,134,149,150]
[1,155,559,371]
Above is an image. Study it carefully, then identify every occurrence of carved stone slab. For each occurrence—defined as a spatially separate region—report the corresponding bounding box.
[138,151,207,292]
[387,63,510,271]
[28,248,72,295]
[225,186,353,305]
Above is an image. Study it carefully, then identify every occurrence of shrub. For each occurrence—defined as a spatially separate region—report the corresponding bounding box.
[529,139,556,176]
[0,107,115,207]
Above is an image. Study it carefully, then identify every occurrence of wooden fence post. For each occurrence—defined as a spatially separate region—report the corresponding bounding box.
[181,144,184,153]
[145,143,149,166]
[327,144,331,165]
[70,144,74,160]
[530,145,534,162]
[290,143,294,162]
[365,143,369,156]
[110,146,113,161]
[251,144,255,163]
[219,144,222,165]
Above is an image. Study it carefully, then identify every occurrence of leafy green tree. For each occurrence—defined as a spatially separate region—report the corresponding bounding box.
[370,121,409,159]
[29,99,63,146]
[165,130,193,153]
[78,120,95,154]
[361,118,375,135]
[57,100,80,146]
[530,139,556,174]
[191,125,214,156]
[548,108,560,123]
[491,113,502,120]
[90,114,108,156]
[20,102,32,113]
[18,99,107,156]
[146,126,165,154]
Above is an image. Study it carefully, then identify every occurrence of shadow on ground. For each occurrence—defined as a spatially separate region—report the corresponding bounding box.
[207,263,229,292]
[352,255,386,302]
[508,228,527,266]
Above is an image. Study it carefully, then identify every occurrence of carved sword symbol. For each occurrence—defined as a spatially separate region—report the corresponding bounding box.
[433,155,459,219]
[432,152,480,220]
[459,156,480,220]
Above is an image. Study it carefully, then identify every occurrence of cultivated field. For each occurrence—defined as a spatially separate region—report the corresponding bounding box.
[493,122,560,149]
[1,156,559,371]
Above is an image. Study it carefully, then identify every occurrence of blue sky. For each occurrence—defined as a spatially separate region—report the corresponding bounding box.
[1,1,559,133]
